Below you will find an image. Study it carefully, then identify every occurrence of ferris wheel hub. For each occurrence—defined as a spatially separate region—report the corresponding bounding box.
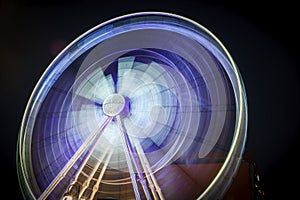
[103,93,126,117]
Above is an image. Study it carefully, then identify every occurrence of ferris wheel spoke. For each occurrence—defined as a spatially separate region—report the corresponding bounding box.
[135,140,164,200]
[38,116,112,200]
[66,140,110,197]
[93,74,115,101]
[115,115,153,200]
[89,149,114,200]
[77,147,111,199]
[117,56,135,78]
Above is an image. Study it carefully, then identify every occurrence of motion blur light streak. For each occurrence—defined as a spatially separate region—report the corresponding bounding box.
[17,12,247,200]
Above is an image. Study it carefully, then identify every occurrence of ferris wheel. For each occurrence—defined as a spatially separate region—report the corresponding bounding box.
[17,12,247,200]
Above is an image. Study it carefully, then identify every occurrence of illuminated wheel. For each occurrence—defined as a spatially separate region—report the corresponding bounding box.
[17,12,247,200]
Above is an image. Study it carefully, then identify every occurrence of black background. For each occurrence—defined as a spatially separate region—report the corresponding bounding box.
[1,0,299,199]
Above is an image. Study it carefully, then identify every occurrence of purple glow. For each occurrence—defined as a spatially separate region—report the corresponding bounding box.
[17,12,247,200]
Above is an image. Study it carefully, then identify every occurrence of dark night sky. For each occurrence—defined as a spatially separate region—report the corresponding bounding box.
[1,1,299,199]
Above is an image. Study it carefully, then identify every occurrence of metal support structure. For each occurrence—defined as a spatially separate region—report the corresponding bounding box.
[39,117,112,200]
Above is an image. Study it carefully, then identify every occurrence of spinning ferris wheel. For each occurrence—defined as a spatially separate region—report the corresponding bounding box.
[17,12,247,200]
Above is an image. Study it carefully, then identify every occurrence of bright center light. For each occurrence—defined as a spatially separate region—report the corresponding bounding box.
[103,93,126,117]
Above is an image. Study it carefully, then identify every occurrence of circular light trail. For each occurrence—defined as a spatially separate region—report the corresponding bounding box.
[17,12,248,200]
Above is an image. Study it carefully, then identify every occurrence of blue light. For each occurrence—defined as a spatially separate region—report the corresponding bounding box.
[17,12,247,200]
